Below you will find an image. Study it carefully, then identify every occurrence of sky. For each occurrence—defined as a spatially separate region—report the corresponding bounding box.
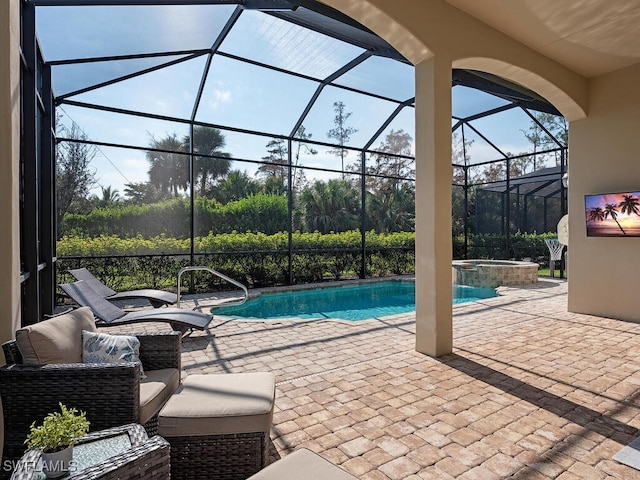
[36,3,544,197]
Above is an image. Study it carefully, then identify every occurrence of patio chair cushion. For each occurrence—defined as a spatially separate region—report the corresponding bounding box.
[15,307,97,364]
[82,330,145,378]
[158,372,275,437]
[246,448,358,479]
[140,368,181,425]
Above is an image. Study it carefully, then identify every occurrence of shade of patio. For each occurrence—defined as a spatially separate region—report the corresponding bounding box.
[107,280,640,479]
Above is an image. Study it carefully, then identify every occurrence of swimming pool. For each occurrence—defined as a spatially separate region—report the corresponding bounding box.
[214,281,497,321]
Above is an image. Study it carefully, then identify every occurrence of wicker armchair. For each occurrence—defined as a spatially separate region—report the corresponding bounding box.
[0,318,181,480]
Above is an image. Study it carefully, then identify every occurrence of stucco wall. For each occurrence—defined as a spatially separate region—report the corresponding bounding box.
[0,0,21,358]
[568,62,640,322]
[0,0,21,463]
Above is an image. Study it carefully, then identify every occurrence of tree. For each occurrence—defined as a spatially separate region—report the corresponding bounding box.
[451,130,475,236]
[214,170,261,204]
[327,101,358,174]
[452,130,473,168]
[522,112,568,167]
[186,126,231,197]
[263,176,287,196]
[588,206,605,223]
[366,186,414,233]
[292,125,316,191]
[619,194,640,217]
[603,203,626,235]
[259,129,315,193]
[257,138,288,181]
[520,121,544,171]
[475,154,530,184]
[588,204,626,235]
[91,186,120,208]
[56,121,97,237]
[367,129,414,194]
[300,179,360,233]
[146,133,188,197]
[123,181,170,204]
[352,129,416,233]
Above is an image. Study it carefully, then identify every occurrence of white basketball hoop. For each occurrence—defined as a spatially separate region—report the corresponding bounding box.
[545,238,566,278]
[545,239,565,261]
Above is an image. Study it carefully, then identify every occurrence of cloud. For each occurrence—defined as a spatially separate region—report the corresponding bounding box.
[209,89,232,110]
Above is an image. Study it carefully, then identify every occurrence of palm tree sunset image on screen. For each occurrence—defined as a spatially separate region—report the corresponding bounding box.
[585,191,640,237]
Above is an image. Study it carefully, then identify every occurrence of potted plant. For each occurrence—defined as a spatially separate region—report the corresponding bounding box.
[24,403,90,478]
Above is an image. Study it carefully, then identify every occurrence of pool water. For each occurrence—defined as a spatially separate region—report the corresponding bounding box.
[214,281,497,321]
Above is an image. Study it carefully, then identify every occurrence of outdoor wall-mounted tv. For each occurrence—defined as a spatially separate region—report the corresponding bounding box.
[585,191,640,237]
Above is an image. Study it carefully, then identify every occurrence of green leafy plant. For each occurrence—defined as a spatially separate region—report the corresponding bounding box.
[24,403,90,453]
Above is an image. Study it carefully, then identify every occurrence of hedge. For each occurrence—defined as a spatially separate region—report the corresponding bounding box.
[57,231,557,294]
[62,193,288,238]
[57,230,416,291]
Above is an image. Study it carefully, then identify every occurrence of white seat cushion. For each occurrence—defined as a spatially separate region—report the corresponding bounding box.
[247,448,358,480]
[158,372,275,437]
[139,368,181,425]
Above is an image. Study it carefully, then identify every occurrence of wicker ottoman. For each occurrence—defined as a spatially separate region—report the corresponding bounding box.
[158,372,276,480]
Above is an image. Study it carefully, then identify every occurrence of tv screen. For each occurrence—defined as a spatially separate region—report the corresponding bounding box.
[585,191,640,237]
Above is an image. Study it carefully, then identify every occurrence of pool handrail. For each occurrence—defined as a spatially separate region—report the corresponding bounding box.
[177,266,248,310]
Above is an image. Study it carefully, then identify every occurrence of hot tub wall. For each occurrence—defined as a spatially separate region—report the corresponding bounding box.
[452,261,538,288]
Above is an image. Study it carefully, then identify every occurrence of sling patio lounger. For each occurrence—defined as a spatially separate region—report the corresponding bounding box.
[60,280,213,331]
[69,267,178,307]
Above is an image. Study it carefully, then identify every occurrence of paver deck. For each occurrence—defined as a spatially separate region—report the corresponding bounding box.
[109,278,640,479]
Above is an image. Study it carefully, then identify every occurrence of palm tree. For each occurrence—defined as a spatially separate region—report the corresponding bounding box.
[186,126,232,197]
[603,203,627,235]
[367,186,415,233]
[300,179,359,233]
[214,170,260,204]
[147,133,188,197]
[588,207,605,223]
[123,181,169,204]
[588,206,606,236]
[92,186,120,208]
[619,194,640,216]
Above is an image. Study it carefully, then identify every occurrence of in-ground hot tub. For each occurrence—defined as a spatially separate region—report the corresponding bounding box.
[452,259,539,288]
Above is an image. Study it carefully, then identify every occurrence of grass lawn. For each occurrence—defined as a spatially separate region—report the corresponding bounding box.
[538,267,566,278]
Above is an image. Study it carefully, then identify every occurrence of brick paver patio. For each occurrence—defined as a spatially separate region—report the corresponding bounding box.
[114,278,640,479]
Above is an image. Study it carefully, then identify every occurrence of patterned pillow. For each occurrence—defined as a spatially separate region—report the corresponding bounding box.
[82,330,145,378]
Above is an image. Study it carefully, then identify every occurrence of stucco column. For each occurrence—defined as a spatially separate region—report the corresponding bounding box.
[0,0,21,462]
[0,0,21,354]
[414,56,453,357]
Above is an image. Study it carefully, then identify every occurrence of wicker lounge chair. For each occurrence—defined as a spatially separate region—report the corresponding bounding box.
[59,280,213,331]
[68,267,177,307]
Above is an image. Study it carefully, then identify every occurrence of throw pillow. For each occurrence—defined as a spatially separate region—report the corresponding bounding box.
[82,330,145,378]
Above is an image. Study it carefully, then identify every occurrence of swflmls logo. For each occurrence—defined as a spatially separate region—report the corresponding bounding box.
[2,459,78,472]
[2,460,27,472]
[41,459,78,471]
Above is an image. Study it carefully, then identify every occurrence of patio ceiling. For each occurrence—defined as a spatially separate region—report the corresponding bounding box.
[446,0,640,78]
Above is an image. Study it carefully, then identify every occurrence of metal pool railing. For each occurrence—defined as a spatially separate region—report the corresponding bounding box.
[177,266,248,310]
